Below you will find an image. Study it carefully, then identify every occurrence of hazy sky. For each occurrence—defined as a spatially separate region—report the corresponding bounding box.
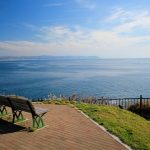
[1,0,150,58]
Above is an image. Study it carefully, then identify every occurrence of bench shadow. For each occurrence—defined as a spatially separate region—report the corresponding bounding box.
[0,118,26,134]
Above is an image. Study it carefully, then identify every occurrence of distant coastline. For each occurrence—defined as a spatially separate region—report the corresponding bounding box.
[0,55,100,61]
[1,56,150,61]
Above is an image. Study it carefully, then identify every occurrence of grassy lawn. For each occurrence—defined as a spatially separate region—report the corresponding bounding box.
[75,103,150,150]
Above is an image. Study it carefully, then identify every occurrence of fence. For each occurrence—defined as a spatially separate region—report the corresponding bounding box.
[72,95,150,110]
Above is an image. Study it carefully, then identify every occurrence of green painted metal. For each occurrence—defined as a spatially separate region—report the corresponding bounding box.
[0,105,8,116]
[12,110,25,123]
[32,115,45,128]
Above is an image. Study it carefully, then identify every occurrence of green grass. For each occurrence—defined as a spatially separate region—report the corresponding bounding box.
[75,103,150,150]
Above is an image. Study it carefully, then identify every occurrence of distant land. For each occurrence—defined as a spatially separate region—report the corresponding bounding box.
[0,56,100,61]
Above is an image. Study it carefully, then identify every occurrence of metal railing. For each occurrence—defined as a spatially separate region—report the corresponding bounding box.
[71,95,150,110]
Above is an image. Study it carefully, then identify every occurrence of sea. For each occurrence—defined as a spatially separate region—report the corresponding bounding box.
[0,57,150,99]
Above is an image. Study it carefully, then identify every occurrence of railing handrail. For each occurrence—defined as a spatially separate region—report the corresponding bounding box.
[97,98,140,101]
[76,95,150,110]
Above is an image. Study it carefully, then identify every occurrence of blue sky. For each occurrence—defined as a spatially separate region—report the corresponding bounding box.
[1,0,150,58]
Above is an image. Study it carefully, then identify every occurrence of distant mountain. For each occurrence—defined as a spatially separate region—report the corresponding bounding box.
[0,56,100,61]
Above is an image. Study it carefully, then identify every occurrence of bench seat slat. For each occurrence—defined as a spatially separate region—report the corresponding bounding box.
[34,107,48,115]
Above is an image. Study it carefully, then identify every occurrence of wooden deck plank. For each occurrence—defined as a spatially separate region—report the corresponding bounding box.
[0,104,128,150]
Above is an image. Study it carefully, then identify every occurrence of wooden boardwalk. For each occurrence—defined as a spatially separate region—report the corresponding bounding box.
[0,104,128,150]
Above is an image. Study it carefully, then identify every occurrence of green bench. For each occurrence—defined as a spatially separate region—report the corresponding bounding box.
[0,95,10,116]
[0,95,48,129]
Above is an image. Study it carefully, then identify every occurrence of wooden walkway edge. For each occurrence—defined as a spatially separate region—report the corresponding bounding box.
[0,104,130,150]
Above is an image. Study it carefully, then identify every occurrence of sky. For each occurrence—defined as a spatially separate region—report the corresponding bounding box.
[1,0,150,58]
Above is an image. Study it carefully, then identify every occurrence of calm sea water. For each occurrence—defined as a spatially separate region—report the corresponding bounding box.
[0,58,150,99]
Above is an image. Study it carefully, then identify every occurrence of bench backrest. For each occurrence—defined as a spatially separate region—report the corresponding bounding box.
[0,95,10,107]
[8,96,35,113]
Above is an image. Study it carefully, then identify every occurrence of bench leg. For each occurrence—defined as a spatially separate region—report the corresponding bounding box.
[32,115,45,128]
[12,110,25,123]
[0,105,8,116]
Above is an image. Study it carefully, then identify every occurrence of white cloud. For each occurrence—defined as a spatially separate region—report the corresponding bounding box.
[107,8,150,33]
[107,7,137,23]
[1,8,150,58]
[37,26,91,43]
[74,0,96,10]
[1,25,150,57]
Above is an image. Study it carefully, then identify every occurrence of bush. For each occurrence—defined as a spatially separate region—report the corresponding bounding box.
[128,103,150,119]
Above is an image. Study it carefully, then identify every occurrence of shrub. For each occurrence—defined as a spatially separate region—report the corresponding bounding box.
[128,102,150,119]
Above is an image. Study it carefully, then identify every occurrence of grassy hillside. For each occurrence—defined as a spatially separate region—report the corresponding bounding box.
[75,103,150,150]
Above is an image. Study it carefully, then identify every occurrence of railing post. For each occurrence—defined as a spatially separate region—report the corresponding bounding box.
[140,95,142,115]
